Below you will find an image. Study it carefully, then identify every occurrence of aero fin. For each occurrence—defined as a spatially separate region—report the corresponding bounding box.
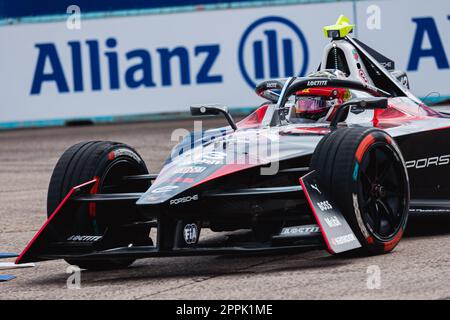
[15,179,98,264]
[353,38,396,70]
[323,15,354,39]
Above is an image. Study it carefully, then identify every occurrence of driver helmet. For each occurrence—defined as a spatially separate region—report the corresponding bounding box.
[294,69,351,121]
[295,87,350,121]
[295,87,351,121]
[295,69,351,121]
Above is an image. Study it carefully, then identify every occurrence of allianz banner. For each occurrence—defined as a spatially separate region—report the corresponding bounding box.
[357,0,450,102]
[0,0,449,125]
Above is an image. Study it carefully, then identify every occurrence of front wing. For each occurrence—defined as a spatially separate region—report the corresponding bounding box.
[16,172,361,264]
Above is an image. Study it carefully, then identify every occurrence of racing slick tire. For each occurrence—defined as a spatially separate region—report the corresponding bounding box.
[47,141,151,270]
[310,127,409,255]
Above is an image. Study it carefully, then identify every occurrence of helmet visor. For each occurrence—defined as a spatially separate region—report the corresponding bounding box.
[295,97,328,114]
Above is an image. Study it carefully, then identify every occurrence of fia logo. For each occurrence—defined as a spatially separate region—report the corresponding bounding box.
[238,16,309,89]
[184,223,199,245]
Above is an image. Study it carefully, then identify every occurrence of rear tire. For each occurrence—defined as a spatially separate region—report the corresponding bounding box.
[310,128,409,255]
[47,141,151,270]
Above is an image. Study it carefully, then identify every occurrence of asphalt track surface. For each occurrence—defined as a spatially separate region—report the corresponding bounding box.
[2,116,450,300]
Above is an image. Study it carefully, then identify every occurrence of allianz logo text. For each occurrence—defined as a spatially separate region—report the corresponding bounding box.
[29,16,309,94]
[30,39,222,94]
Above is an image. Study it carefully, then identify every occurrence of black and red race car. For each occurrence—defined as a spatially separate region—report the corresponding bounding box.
[15,16,450,270]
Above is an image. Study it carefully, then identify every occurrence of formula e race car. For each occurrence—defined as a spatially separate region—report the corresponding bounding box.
[15,16,450,270]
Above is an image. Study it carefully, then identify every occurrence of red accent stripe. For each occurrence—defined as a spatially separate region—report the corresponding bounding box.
[173,177,194,184]
[425,125,450,133]
[88,177,100,218]
[383,228,403,252]
[299,176,334,254]
[373,108,384,126]
[355,134,375,163]
[15,179,98,265]
[385,135,392,145]
[236,105,268,128]
[193,163,255,187]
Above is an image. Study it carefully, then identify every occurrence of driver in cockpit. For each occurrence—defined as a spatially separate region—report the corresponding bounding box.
[293,86,351,122]
[290,70,352,123]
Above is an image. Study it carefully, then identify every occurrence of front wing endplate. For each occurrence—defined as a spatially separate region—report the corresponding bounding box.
[300,171,361,254]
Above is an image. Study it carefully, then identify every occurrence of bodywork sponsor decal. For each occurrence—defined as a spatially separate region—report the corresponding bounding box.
[410,208,450,213]
[174,166,206,174]
[317,201,332,211]
[151,185,180,194]
[170,194,199,205]
[405,155,450,169]
[310,183,321,194]
[108,148,142,163]
[331,233,357,246]
[67,235,102,242]
[178,151,227,166]
[279,225,321,236]
[307,80,328,87]
[300,171,361,254]
[358,69,369,84]
[324,215,342,228]
[144,185,181,202]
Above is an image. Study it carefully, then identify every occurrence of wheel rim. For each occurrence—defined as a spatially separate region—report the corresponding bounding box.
[357,142,408,241]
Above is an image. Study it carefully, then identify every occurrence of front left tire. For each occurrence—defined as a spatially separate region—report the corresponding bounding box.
[47,141,151,270]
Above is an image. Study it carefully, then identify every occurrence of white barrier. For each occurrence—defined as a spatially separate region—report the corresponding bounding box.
[0,0,449,127]
[357,0,450,100]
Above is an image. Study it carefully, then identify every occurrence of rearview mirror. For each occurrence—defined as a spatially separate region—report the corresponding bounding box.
[330,97,388,127]
[190,104,237,130]
[190,104,228,116]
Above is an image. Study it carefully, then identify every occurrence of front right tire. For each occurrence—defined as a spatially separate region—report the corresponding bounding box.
[310,127,409,255]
